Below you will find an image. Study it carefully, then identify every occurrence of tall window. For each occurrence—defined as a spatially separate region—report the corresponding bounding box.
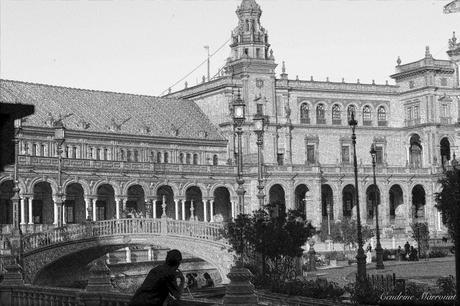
[119,149,125,161]
[72,146,77,159]
[378,106,386,122]
[213,155,218,166]
[307,145,315,164]
[186,153,191,164]
[300,103,310,124]
[332,104,341,124]
[193,154,199,165]
[156,152,162,163]
[341,145,350,164]
[126,150,132,162]
[413,105,420,119]
[375,146,384,164]
[316,103,325,124]
[347,105,356,121]
[409,134,422,168]
[103,148,108,160]
[256,104,263,115]
[441,104,449,117]
[179,153,184,164]
[363,105,371,125]
[277,153,284,166]
[164,152,169,163]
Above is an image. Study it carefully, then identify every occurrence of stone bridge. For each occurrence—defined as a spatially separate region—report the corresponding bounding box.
[18,218,233,284]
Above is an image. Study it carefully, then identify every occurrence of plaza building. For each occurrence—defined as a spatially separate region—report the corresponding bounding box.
[1,0,460,239]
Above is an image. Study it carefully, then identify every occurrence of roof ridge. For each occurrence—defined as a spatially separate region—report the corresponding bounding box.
[0,78,183,102]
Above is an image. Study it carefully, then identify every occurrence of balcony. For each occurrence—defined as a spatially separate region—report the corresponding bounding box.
[405,118,421,127]
[363,120,373,126]
[440,117,452,125]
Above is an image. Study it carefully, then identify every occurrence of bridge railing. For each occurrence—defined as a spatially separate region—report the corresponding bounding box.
[21,218,225,253]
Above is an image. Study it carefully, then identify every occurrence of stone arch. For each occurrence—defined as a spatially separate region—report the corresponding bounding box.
[24,235,233,286]
[213,187,232,222]
[64,183,85,224]
[156,185,175,219]
[440,137,451,168]
[294,184,309,215]
[331,103,343,123]
[28,177,58,196]
[185,186,203,221]
[389,184,404,223]
[411,184,426,220]
[342,184,355,218]
[126,184,146,215]
[321,184,334,221]
[152,182,180,198]
[365,184,381,221]
[32,181,54,224]
[299,101,312,124]
[376,104,388,122]
[209,183,236,199]
[95,184,116,220]
[181,182,207,198]
[62,178,90,197]
[0,176,27,194]
[268,184,286,216]
[91,180,120,197]
[122,180,150,198]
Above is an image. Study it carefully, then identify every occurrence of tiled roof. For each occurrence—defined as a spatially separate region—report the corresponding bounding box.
[0,79,225,141]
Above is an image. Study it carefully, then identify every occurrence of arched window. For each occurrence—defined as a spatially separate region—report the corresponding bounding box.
[96,148,101,160]
[377,106,387,125]
[316,103,325,124]
[72,146,77,159]
[186,153,191,164]
[409,134,422,168]
[150,151,155,162]
[126,150,132,162]
[193,154,199,165]
[179,153,184,164]
[133,150,139,162]
[156,152,162,163]
[32,144,37,156]
[300,103,310,124]
[440,137,451,169]
[164,152,169,163]
[213,155,218,166]
[347,105,357,122]
[332,104,341,124]
[363,105,372,125]
[120,149,125,161]
[41,144,46,156]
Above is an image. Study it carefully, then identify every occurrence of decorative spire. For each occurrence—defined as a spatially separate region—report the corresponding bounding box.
[280,61,288,79]
[452,152,458,168]
[449,31,458,50]
[425,46,432,58]
[396,56,401,66]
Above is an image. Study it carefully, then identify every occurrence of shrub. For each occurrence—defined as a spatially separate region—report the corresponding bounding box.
[429,248,449,258]
[436,275,456,295]
[272,278,345,300]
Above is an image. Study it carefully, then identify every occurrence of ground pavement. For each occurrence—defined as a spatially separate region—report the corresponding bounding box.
[305,256,455,287]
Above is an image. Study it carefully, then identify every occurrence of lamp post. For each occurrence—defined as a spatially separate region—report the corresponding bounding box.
[253,113,265,208]
[54,121,66,227]
[370,143,384,269]
[348,111,367,284]
[232,90,246,215]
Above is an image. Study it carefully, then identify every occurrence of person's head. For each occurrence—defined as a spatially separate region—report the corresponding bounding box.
[203,272,210,279]
[165,249,182,268]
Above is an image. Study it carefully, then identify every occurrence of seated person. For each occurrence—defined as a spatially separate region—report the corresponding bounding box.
[202,272,214,288]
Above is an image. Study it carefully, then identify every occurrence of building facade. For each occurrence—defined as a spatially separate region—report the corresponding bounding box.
[1,0,460,238]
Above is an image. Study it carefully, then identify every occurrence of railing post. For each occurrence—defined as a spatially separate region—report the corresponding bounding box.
[160,215,168,235]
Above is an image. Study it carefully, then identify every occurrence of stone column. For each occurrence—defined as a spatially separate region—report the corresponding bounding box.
[28,196,33,224]
[85,197,93,221]
[181,199,186,221]
[203,199,208,222]
[115,197,122,219]
[125,247,131,263]
[210,200,215,222]
[190,200,195,220]
[231,201,235,220]
[53,197,59,225]
[62,197,67,225]
[153,199,157,219]
[92,199,97,221]
[174,199,179,220]
[20,196,26,225]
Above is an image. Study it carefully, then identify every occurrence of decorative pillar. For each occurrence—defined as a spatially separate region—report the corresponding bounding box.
[85,197,93,221]
[28,196,33,225]
[62,197,67,225]
[53,197,59,225]
[210,200,215,222]
[20,196,26,225]
[153,199,157,219]
[147,246,153,261]
[115,197,122,219]
[190,200,195,220]
[125,247,131,263]
[203,199,208,222]
[174,199,179,220]
[161,195,167,217]
[92,199,97,221]
[181,199,186,220]
[231,201,235,220]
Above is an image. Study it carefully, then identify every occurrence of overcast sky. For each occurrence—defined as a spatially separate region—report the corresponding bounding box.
[0,0,458,96]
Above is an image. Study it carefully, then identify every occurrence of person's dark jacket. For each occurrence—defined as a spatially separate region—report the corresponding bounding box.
[129,264,181,306]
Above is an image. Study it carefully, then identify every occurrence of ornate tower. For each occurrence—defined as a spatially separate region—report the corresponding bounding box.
[447,31,460,87]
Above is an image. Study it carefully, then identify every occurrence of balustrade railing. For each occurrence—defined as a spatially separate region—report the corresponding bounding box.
[21,218,225,253]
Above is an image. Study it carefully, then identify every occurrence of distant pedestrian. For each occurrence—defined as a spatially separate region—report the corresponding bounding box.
[129,249,185,306]
[404,241,410,260]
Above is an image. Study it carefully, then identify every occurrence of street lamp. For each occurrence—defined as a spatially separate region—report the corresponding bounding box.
[370,143,384,269]
[232,90,246,215]
[253,113,265,208]
[348,111,367,284]
[54,120,66,227]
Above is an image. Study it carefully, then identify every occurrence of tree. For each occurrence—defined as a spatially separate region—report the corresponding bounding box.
[435,166,460,306]
[223,203,314,286]
[410,221,430,259]
[329,218,374,251]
